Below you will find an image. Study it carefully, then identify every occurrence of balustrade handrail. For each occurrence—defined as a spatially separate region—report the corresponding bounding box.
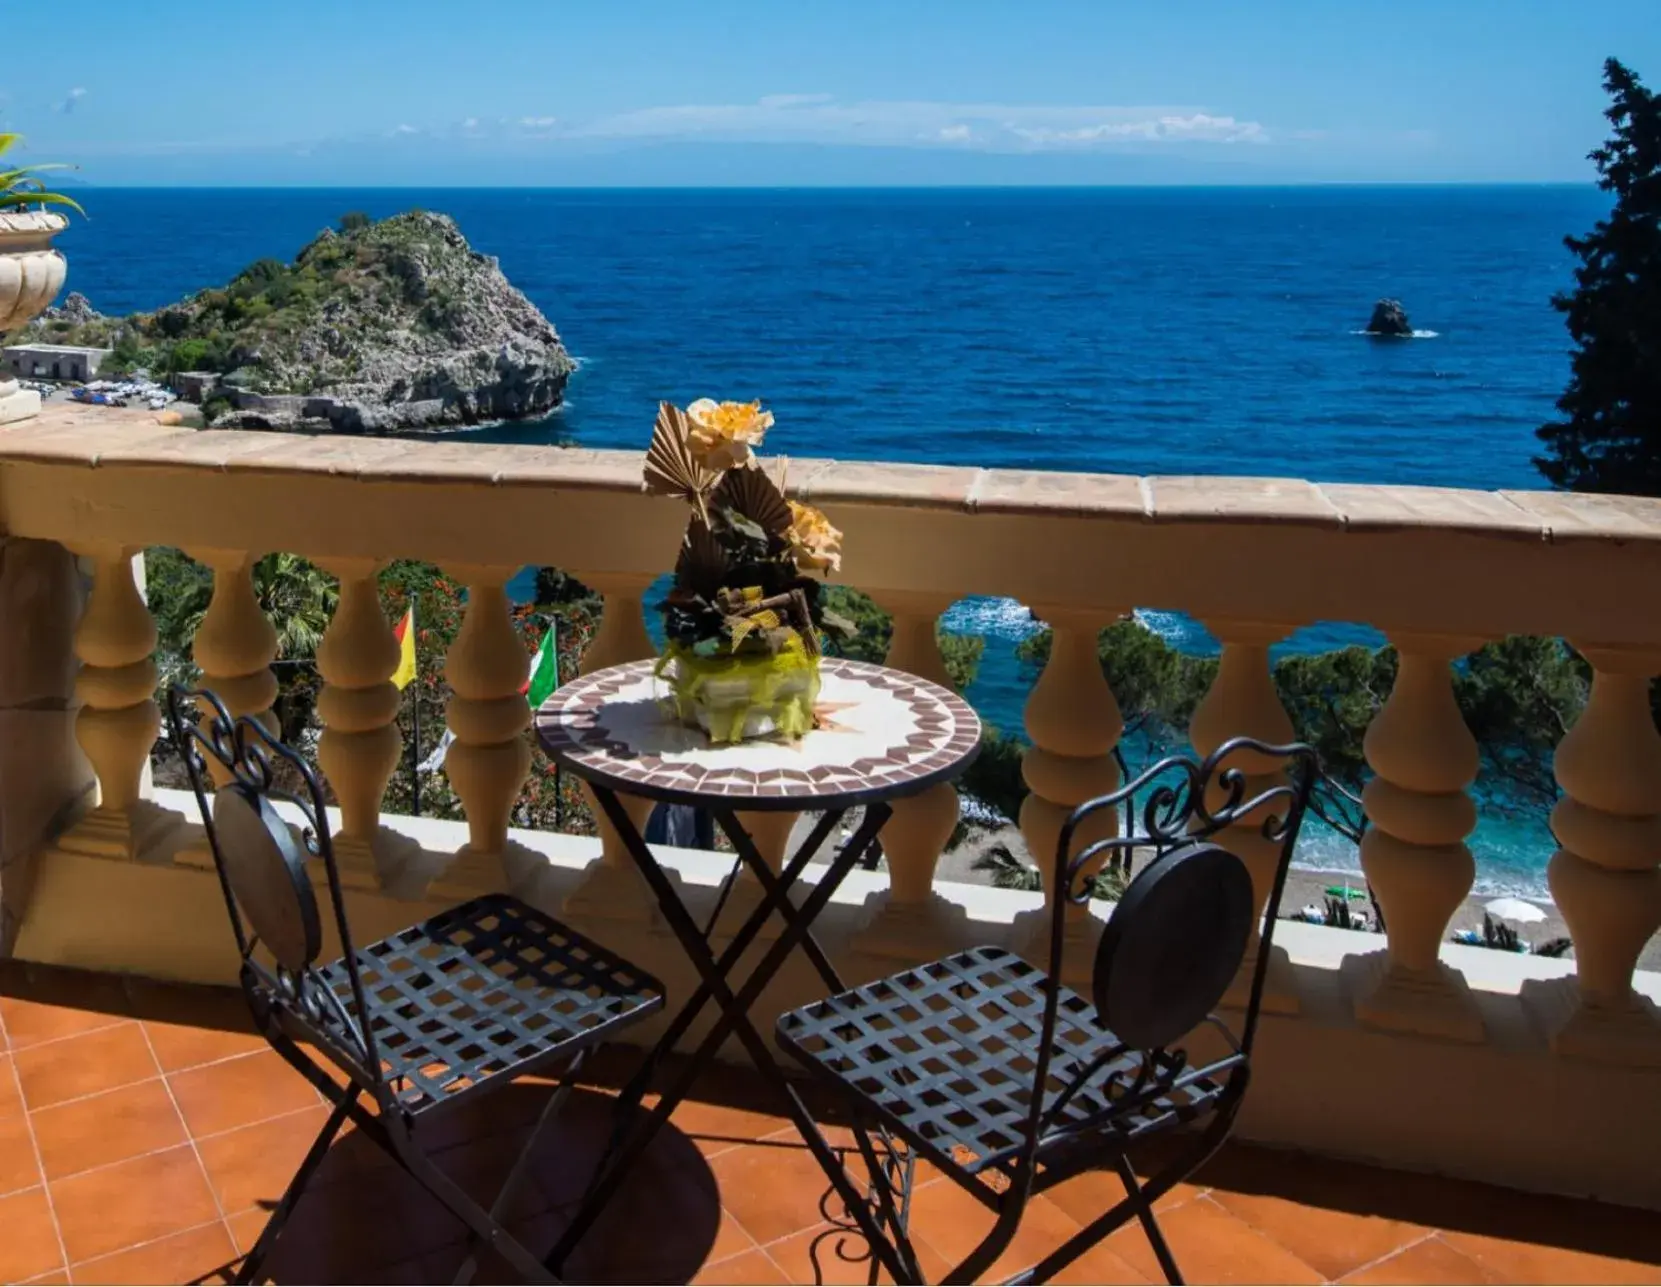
[6,405,1661,645]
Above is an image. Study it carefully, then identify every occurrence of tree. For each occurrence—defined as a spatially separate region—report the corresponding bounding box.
[1536,58,1661,494]
[147,549,338,742]
[1013,616,1590,846]
[819,585,984,694]
[339,211,372,233]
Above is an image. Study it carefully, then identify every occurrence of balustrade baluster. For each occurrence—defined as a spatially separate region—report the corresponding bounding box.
[57,545,180,860]
[1190,619,1301,1014]
[1524,645,1661,1066]
[314,558,412,890]
[1347,632,1485,1041]
[435,565,530,897]
[562,571,661,923]
[1018,606,1122,980]
[173,549,279,870]
[853,591,966,960]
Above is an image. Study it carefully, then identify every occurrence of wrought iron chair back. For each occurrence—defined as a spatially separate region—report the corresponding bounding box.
[164,685,389,1111]
[1014,735,1317,1186]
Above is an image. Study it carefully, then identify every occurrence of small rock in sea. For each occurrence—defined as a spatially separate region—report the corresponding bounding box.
[1365,298,1414,337]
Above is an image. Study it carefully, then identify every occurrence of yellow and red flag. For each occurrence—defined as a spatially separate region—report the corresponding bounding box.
[391,604,418,690]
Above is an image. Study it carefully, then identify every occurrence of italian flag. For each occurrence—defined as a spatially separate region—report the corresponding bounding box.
[523,619,560,708]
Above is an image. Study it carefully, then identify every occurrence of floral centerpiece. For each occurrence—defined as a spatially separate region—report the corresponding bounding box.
[644,398,850,743]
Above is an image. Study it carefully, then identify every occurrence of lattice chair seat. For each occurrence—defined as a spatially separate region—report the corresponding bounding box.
[778,944,1225,1185]
[776,739,1319,1284]
[166,685,666,1284]
[312,893,663,1117]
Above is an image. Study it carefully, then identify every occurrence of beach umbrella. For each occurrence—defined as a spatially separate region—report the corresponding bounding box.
[1484,896,1546,924]
[1324,885,1367,901]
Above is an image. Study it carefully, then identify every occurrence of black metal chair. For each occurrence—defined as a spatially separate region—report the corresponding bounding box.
[776,736,1317,1285]
[165,686,666,1285]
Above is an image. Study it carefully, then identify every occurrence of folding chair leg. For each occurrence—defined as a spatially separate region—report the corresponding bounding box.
[1115,1156,1184,1285]
[449,1054,587,1286]
[236,1086,359,1285]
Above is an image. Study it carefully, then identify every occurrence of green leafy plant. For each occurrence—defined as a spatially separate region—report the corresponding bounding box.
[0,134,84,217]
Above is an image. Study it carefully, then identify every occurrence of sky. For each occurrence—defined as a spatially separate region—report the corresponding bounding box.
[4,1,1658,186]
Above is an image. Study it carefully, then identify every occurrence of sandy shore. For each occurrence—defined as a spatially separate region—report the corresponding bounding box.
[930,823,1660,971]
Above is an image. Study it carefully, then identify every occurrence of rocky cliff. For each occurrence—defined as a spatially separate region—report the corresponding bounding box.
[23,212,576,432]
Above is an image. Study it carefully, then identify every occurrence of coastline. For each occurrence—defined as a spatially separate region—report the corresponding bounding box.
[933,825,1656,970]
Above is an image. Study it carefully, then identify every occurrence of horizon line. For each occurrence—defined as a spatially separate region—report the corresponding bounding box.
[65,179,1600,191]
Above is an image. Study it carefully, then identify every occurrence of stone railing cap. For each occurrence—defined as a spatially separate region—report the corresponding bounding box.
[7,403,1661,545]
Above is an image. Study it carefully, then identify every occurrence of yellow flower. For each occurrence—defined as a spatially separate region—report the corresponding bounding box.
[686,398,774,471]
[787,500,843,575]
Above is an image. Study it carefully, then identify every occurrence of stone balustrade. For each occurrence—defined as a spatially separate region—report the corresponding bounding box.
[3,406,1661,1206]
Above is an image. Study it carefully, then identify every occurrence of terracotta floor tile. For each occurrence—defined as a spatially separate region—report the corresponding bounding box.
[69,1220,239,1285]
[1441,1229,1661,1285]
[528,1090,706,1210]
[141,1018,265,1074]
[0,997,127,1050]
[237,1183,419,1283]
[13,1022,158,1111]
[692,1247,788,1285]
[49,1143,220,1265]
[709,1137,851,1248]
[1047,1163,1204,1228]
[1422,1180,1661,1271]
[764,1221,954,1285]
[223,1207,268,1256]
[195,1103,329,1217]
[665,1092,792,1159]
[0,1187,65,1284]
[166,1049,319,1138]
[1210,1181,1428,1280]
[909,1182,1146,1284]
[1341,1235,1503,1285]
[354,1255,435,1284]
[0,1110,43,1196]
[18,1274,69,1285]
[0,1053,23,1118]
[387,1129,567,1255]
[31,1078,187,1181]
[563,1155,736,1283]
[1104,1195,1324,1285]
[421,1208,568,1282]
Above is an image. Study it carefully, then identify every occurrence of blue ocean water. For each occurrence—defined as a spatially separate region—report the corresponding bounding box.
[55,186,1608,892]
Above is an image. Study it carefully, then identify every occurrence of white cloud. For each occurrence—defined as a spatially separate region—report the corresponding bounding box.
[518,115,558,129]
[757,93,835,109]
[56,87,87,114]
[558,97,1273,151]
[1011,113,1266,146]
[391,123,419,136]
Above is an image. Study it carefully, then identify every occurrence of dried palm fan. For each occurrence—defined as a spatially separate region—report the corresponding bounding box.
[712,459,792,539]
[675,514,728,600]
[644,401,720,522]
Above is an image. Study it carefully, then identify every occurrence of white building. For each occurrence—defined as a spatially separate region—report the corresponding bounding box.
[2,343,114,383]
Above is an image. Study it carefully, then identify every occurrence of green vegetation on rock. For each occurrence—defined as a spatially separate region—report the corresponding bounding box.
[28,210,575,431]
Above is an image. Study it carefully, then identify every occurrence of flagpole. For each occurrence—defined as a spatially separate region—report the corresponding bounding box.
[410,685,422,818]
[550,617,562,831]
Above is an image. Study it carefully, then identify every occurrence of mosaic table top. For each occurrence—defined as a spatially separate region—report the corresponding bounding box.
[535,657,982,810]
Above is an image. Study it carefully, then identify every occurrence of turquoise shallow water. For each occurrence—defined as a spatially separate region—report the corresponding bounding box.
[60,186,1607,894]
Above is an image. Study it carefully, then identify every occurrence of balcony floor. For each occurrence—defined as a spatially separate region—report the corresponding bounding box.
[1,963,1658,1286]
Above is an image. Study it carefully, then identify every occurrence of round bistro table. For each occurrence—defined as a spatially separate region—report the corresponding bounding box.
[534,655,981,1270]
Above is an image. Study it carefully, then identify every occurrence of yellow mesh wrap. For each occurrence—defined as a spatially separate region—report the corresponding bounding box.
[656,635,820,743]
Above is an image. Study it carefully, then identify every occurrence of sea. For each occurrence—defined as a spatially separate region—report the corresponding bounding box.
[55,186,1610,895]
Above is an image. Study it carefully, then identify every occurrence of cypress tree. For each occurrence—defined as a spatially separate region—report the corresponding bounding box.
[1535,59,1661,494]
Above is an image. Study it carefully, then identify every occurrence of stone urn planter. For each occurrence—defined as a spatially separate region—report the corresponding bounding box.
[0,211,69,424]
